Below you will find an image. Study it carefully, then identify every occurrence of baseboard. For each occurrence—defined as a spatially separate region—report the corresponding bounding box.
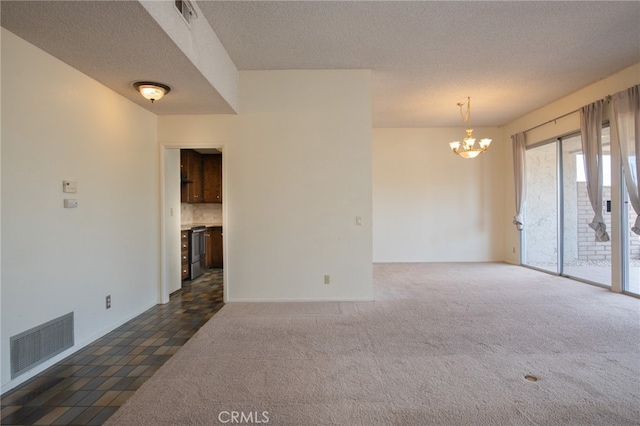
[226,297,374,303]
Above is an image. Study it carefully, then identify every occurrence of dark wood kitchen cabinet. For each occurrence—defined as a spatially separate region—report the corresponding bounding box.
[181,149,203,203]
[181,150,222,204]
[202,154,222,203]
[181,230,190,280]
[205,227,223,268]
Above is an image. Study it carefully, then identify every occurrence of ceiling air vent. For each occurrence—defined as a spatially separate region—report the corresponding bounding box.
[175,0,198,26]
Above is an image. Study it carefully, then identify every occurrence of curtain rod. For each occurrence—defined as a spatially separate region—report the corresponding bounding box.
[521,108,580,134]
[521,95,612,135]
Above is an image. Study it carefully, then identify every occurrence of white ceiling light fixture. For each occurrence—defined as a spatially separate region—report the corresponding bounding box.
[449,97,492,159]
[133,81,171,103]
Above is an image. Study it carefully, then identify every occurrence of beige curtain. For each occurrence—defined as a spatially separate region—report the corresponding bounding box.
[612,84,640,234]
[512,133,526,230]
[580,100,610,242]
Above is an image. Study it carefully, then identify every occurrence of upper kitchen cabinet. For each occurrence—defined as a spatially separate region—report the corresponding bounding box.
[203,154,222,203]
[181,149,203,203]
[181,150,223,204]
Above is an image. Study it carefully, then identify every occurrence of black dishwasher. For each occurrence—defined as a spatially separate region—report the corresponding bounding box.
[189,226,206,279]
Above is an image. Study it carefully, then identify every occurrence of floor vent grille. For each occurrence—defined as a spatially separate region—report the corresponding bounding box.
[10,312,74,379]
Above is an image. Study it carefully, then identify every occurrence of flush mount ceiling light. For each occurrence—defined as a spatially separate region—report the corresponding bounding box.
[133,81,171,103]
[449,97,492,159]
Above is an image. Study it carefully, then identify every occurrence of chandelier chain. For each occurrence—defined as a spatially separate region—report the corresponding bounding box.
[458,97,471,128]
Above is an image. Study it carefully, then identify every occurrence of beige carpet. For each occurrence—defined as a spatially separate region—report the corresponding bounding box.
[106,263,640,425]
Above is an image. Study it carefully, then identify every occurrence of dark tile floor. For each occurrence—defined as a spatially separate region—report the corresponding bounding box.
[1,269,224,425]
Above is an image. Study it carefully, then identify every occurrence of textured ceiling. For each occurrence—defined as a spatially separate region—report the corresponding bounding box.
[2,1,639,127]
[200,1,640,127]
[0,0,235,115]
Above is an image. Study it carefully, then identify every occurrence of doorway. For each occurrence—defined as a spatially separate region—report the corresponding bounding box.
[160,145,227,304]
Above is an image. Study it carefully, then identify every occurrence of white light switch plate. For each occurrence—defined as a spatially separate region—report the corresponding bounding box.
[64,199,78,208]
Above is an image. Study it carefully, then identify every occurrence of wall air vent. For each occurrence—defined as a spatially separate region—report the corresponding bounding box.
[10,312,74,379]
[175,0,198,26]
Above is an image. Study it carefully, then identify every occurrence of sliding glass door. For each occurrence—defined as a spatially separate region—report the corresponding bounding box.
[523,142,558,273]
[523,128,621,289]
[623,177,640,296]
[561,131,611,287]
[523,125,640,295]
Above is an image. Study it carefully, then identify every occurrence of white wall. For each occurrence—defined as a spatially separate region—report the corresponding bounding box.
[162,149,182,297]
[1,29,160,391]
[372,128,505,262]
[501,63,640,265]
[159,70,373,302]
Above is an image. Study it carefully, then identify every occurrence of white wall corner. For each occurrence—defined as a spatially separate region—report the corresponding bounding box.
[139,0,239,113]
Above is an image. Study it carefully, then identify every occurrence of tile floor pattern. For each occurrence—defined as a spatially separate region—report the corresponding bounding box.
[1,269,224,425]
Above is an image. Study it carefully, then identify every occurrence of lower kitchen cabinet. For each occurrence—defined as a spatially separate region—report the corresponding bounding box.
[205,227,223,268]
[181,230,190,280]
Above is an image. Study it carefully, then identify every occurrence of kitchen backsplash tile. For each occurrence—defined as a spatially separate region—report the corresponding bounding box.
[181,203,222,225]
[181,203,193,223]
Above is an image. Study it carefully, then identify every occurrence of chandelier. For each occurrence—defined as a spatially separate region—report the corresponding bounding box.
[449,97,492,159]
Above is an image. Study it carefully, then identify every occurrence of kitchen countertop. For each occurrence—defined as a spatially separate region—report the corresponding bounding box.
[181,223,223,231]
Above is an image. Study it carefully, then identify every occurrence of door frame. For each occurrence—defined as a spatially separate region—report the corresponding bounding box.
[158,143,228,304]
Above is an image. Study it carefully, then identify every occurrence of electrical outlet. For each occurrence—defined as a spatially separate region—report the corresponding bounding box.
[324,275,330,285]
[106,295,111,309]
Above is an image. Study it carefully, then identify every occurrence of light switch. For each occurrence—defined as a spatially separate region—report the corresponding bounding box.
[63,180,77,193]
[64,199,78,208]
[356,216,363,226]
